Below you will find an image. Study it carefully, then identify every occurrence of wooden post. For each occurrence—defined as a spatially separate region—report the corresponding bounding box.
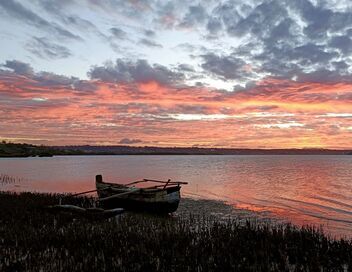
[96,175,103,183]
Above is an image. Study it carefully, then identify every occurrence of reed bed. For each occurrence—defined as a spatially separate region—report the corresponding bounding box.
[0,174,25,186]
[0,192,351,272]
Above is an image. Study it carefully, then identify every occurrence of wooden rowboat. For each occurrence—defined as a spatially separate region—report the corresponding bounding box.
[95,175,187,214]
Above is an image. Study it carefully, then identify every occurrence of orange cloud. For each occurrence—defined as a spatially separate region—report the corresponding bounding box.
[0,72,351,148]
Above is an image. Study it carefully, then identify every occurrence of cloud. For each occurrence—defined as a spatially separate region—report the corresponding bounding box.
[0,58,351,148]
[0,0,81,41]
[0,1,352,148]
[143,29,156,37]
[329,35,352,54]
[177,64,195,73]
[0,60,97,95]
[139,38,163,48]
[289,0,352,40]
[200,53,251,81]
[206,17,222,36]
[188,0,352,87]
[110,27,127,39]
[179,4,207,28]
[2,60,34,75]
[227,1,288,38]
[118,138,143,145]
[88,59,184,85]
[26,37,72,59]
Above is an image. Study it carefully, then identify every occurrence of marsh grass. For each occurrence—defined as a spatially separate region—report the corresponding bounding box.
[0,192,351,271]
[0,174,24,186]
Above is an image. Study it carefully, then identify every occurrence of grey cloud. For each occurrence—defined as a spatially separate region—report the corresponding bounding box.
[144,29,156,37]
[34,72,77,86]
[201,53,250,81]
[332,61,349,72]
[119,138,143,145]
[154,1,177,28]
[66,15,104,37]
[291,44,338,65]
[33,71,97,93]
[110,27,127,39]
[212,1,241,35]
[295,69,352,83]
[179,0,352,85]
[36,0,108,40]
[329,35,352,54]
[266,18,298,42]
[208,0,352,85]
[206,17,222,36]
[88,59,184,85]
[139,38,163,48]
[179,4,207,28]
[2,60,34,75]
[37,0,74,14]
[26,37,72,59]
[36,0,117,49]
[0,0,81,41]
[175,43,197,52]
[254,42,340,81]
[229,1,288,37]
[1,59,97,93]
[177,64,195,72]
[289,0,332,40]
[289,0,352,40]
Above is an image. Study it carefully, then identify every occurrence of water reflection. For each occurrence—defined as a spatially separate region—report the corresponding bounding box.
[0,155,351,237]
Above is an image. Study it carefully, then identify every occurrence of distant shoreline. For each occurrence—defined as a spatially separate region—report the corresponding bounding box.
[2,153,352,158]
[1,142,351,157]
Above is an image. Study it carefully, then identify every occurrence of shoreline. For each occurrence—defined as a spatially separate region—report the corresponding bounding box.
[1,153,352,159]
[1,142,351,157]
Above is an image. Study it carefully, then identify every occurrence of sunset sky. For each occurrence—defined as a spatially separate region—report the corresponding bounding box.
[0,0,351,148]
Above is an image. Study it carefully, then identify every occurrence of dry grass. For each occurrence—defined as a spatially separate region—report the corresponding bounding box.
[0,192,351,271]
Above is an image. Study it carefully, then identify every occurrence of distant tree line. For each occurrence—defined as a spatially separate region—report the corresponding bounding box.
[0,141,85,157]
[0,141,351,157]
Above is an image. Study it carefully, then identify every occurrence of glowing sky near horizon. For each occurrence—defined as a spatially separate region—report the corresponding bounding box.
[0,0,351,148]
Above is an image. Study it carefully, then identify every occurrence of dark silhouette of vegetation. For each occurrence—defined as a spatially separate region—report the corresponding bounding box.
[0,141,85,157]
[0,174,24,185]
[0,192,351,271]
[60,145,352,155]
[1,141,351,157]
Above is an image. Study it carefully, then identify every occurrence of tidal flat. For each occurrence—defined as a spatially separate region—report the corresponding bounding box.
[0,192,351,271]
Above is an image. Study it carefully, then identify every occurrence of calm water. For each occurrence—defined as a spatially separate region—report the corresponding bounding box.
[0,155,351,238]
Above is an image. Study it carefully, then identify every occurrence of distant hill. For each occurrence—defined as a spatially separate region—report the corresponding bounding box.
[55,145,352,155]
[0,142,84,157]
[1,142,350,157]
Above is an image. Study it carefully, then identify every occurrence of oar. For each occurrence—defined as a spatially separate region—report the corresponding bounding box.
[70,189,99,197]
[143,178,188,185]
[70,183,123,197]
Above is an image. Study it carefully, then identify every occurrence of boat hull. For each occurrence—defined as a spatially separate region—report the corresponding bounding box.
[96,181,181,214]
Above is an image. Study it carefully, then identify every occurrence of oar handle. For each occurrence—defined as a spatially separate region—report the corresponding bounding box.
[143,178,188,185]
[70,186,113,197]
[71,189,98,197]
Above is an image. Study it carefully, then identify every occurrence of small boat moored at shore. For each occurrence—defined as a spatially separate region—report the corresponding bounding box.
[95,175,187,214]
